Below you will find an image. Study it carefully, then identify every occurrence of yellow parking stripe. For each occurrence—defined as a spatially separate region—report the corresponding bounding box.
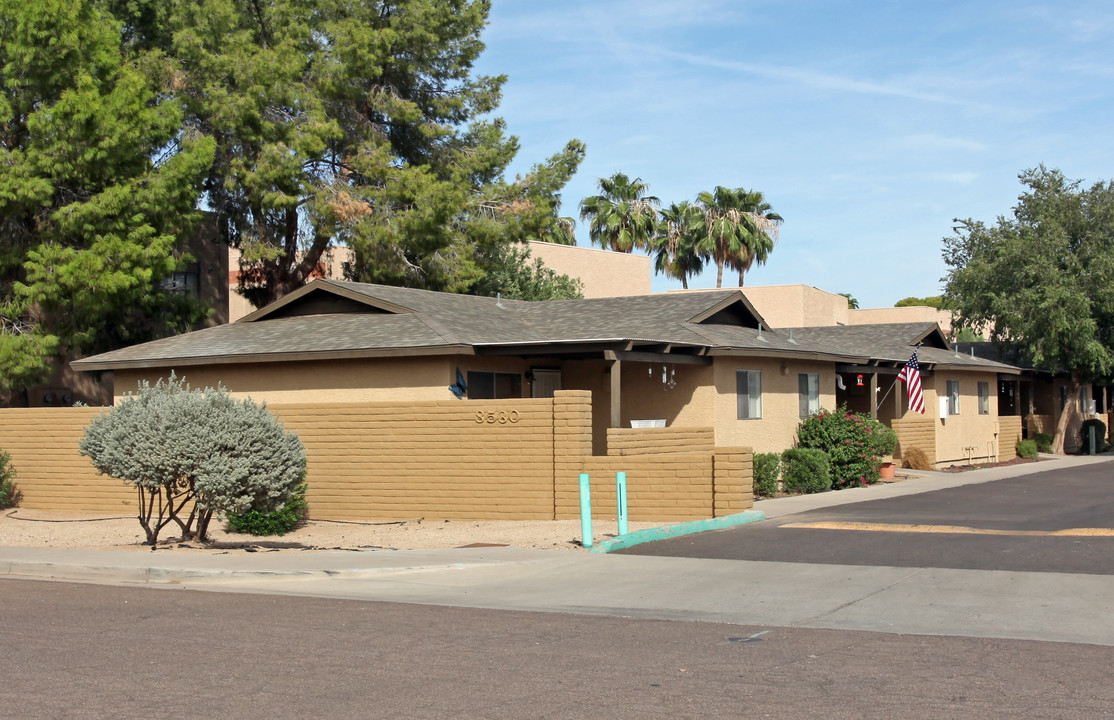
[780,521,1114,537]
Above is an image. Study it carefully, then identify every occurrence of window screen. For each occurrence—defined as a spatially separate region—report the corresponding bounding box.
[947,380,960,415]
[736,370,762,419]
[799,373,820,418]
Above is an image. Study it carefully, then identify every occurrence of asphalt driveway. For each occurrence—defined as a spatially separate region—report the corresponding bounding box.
[619,460,1114,575]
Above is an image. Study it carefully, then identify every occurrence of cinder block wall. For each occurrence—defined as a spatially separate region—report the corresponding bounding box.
[607,427,715,456]
[271,400,557,521]
[0,407,129,513]
[997,416,1023,461]
[0,390,753,523]
[892,415,937,467]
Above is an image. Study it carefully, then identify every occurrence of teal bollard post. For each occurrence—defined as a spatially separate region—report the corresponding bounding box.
[616,471,628,536]
[579,473,592,548]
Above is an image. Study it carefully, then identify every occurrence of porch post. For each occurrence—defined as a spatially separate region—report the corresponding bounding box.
[870,373,878,419]
[610,357,622,428]
[894,372,902,417]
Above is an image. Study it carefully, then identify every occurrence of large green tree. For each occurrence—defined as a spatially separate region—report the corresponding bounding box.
[0,0,214,392]
[943,166,1114,453]
[104,0,582,307]
[578,172,660,252]
[468,244,582,301]
[697,186,782,288]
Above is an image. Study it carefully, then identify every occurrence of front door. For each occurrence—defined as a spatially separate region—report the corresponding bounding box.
[531,369,561,398]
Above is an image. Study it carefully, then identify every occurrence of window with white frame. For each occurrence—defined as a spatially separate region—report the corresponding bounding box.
[946,380,960,415]
[798,373,820,418]
[736,370,762,419]
[978,381,990,414]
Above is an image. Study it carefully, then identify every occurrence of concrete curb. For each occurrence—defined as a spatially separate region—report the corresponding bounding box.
[590,510,766,553]
[1,557,506,585]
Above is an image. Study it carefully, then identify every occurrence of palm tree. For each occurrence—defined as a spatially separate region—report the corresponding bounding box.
[578,173,660,252]
[696,186,782,287]
[652,201,707,289]
[538,216,576,245]
[730,189,782,286]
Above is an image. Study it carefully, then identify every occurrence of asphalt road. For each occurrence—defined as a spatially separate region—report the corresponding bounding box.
[621,462,1114,574]
[4,579,1113,720]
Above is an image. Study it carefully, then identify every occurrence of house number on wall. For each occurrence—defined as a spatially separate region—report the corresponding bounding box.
[475,410,520,424]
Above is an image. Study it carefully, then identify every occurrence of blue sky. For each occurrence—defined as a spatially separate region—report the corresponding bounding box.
[472,0,1114,308]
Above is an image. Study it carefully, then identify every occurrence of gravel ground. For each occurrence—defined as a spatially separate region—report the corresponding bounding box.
[0,508,661,553]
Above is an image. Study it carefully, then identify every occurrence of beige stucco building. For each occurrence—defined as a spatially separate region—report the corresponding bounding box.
[75,279,1028,467]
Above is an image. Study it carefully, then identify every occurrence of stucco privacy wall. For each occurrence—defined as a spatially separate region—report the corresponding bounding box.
[0,391,752,523]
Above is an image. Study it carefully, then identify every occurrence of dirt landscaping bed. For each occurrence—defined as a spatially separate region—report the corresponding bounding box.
[0,508,658,553]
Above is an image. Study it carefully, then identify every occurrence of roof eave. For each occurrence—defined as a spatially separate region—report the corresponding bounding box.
[70,343,475,372]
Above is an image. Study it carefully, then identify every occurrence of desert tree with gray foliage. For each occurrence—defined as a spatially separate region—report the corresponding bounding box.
[80,375,305,544]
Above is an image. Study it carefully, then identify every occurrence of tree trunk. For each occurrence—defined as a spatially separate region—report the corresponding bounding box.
[715,261,724,288]
[195,509,214,543]
[1050,375,1080,454]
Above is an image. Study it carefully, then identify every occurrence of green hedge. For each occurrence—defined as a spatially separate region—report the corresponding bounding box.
[780,448,831,494]
[753,452,781,497]
[0,450,18,509]
[1016,439,1038,459]
[226,484,308,536]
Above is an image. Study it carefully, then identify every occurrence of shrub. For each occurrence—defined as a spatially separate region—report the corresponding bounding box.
[870,423,898,458]
[1017,439,1038,459]
[227,484,308,536]
[796,406,890,489]
[780,448,831,494]
[753,452,781,497]
[900,447,933,471]
[1033,432,1053,453]
[80,374,306,545]
[0,450,19,509]
[1080,419,1107,454]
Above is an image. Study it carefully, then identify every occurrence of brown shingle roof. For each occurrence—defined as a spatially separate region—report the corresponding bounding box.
[71,281,1020,373]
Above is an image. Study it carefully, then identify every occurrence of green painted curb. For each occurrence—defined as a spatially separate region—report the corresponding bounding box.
[589,510,766,553]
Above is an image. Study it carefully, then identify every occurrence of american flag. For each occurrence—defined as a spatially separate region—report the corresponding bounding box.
[897,350,926,414]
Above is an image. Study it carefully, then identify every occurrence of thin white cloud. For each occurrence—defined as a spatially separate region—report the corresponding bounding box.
[645,46,993,110]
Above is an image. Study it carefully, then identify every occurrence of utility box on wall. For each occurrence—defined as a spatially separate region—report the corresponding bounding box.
[939,397,949,420]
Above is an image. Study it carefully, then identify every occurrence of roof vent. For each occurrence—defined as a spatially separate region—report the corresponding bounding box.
[757,323,768,343]
[496,292,505,309]
[788,329,798,344]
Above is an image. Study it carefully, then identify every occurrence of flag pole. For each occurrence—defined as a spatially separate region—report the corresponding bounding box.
[878,343,924,414]
[875,376,900,413]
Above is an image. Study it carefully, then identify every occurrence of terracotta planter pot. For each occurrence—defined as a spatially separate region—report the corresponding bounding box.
[879,462,896,480]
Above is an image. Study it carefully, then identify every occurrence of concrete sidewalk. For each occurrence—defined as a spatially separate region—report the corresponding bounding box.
[3,453,1113,646]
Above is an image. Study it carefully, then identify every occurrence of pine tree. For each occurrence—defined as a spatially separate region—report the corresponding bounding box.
[0,0,214,391]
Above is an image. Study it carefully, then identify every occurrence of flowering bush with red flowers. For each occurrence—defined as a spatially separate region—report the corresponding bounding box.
[795,406,897,490]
